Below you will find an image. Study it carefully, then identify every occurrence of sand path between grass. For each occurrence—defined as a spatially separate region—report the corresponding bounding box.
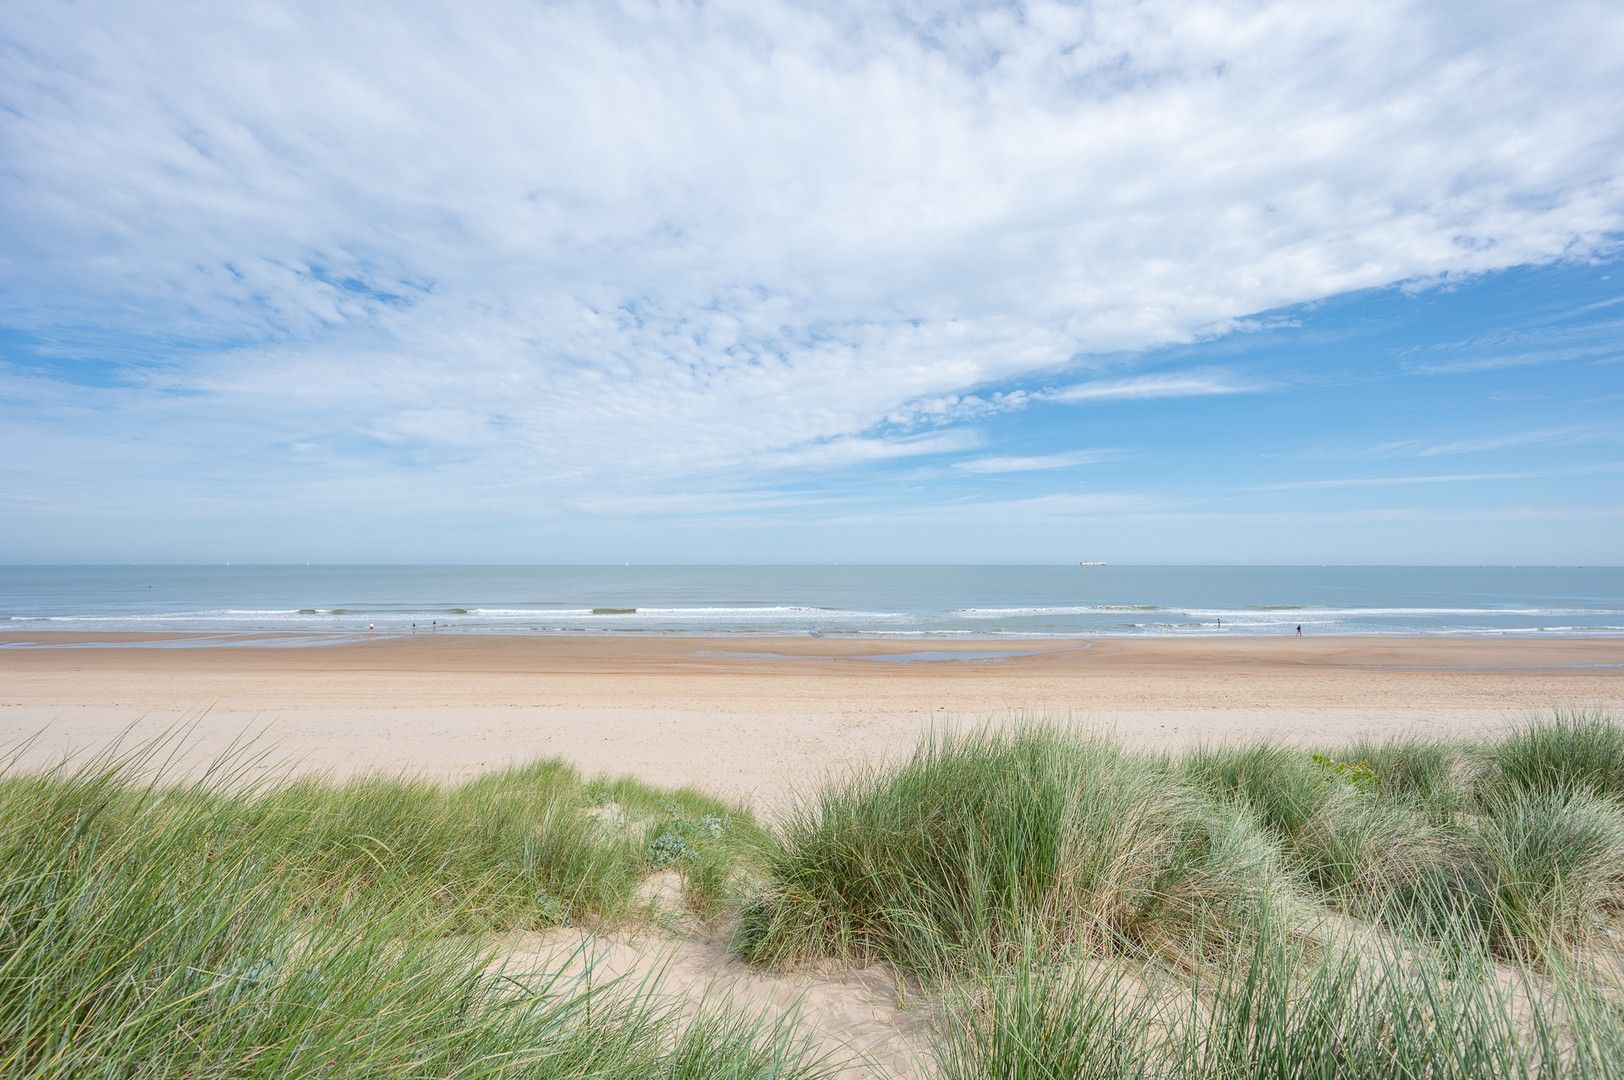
[492,926,931,1078]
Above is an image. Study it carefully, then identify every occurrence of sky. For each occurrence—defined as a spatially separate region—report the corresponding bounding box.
[1,0,1622,565]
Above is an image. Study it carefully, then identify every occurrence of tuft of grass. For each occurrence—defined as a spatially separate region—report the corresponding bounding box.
[735,728,1288,974]
[1343,734,1473,813]
[1291,786,1456,902]
[253,768,641,928]
[1486,709,1624,802]
[1402,788,1624,958]
[935,938,1160,1080]
[1180,741,1452,904]
[0,748,767,935]
[1181,743,1339,843]
[937,912,1624,1079]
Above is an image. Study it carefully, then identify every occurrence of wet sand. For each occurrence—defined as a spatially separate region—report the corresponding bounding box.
[3,632,1622,808]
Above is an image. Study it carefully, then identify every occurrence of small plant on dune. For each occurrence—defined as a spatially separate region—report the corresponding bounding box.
[647,828,696,869]
[1310,752,1377,790]
[645,810,730,867]
[641,807,752,919]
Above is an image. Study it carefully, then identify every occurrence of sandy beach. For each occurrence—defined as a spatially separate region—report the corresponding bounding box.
[5,632,1622,809]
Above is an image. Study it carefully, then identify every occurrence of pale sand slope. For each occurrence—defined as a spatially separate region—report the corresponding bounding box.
[3,632,1622,810]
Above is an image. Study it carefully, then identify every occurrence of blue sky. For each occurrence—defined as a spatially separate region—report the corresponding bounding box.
[1,1,1622,564]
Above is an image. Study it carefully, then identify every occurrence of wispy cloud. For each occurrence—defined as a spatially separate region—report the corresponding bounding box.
[1251,461,1624,491]
[1044,371,1269,404]
[1560,295,1624,318]
[564,488,829,518]
[825,492,1156,526]
[1400,318,1624,376]
[951,450,1122,474]
[1407,345,1624,375]
[758,429,983,470]
[1358,425,1617,459]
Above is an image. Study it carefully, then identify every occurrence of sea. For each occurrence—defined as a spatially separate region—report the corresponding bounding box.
[2,565,1623,641]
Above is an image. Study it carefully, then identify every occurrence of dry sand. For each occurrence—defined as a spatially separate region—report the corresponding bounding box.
[4,631,1622,809]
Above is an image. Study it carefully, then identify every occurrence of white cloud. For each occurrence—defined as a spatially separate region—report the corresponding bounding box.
[952,450,1121,473]
[1044,370,1268,403]
[1,0,1622,528]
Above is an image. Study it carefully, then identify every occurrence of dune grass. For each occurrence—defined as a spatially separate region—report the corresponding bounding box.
[0,742,820,1078]
[1486,707,1624,801]
[739,715,1624,1077]
[7,713,1624,1078]
[937,921,1624,1079]
[734,728,1287,975]
[0,742,759,935]
[1399,787,1624,959]
[1175,720,1624,959]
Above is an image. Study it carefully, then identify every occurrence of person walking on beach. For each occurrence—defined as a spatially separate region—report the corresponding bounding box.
[1296,624,1302,636]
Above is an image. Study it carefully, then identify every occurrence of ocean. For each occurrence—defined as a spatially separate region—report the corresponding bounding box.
[2,565,1623,640]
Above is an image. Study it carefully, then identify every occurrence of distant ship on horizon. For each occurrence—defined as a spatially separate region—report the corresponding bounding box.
[1079,561,1106,567]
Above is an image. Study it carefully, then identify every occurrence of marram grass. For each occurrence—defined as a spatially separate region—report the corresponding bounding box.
[936,919,1624,1080]
[6,713,1624,1078]
[733,727,1290,974]
[0,741,821,1078]
[1485,706,1624,801]
[740,716,1624,1077]
[1178,719,1624,958]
